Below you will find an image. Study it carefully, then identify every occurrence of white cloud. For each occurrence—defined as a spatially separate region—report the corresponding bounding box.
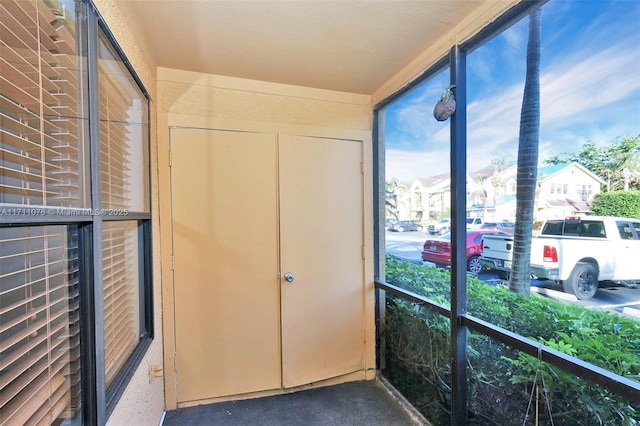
[385,149,450,182]
[540,45,640,125]
[384,11,640,183]
[460,41,639,172]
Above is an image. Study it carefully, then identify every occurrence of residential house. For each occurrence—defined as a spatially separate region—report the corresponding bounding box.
[483,162,605,221]
[534,162,606,220]
[410,162,605,223]
[395,174,451,222]
[467,164,506,220]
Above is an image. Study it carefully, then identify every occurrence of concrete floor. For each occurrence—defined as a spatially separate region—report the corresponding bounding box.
[162,379,427,426]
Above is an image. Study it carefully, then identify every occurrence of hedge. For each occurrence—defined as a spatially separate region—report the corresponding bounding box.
[383,256,639,425]
[590,191,640,219]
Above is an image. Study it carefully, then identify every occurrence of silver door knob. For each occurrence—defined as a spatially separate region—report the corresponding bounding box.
[284,272,294,282]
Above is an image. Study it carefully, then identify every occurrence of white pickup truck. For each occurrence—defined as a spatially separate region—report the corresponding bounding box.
[480,216,640,300]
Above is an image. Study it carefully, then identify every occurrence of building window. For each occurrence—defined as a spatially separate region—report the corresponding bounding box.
[102,221,141,387]
[0,1,152,424]
[415,191,422,206]
[0,225,81,424]
[550,183,568,195]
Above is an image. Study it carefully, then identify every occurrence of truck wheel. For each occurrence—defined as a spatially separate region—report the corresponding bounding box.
[564,262,598,300]
[467,255,482,275]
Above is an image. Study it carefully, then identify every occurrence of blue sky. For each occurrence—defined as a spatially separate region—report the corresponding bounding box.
[384,0,640,183]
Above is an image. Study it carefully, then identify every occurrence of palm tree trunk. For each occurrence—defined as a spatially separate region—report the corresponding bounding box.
[509,9,542,295]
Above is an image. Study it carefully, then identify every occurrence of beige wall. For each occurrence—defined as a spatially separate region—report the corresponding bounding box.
[92,2,165,426]
[156,68,375,409]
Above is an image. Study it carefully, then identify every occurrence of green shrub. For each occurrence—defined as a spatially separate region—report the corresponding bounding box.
[590,191,640,218]
[383,256,639,425]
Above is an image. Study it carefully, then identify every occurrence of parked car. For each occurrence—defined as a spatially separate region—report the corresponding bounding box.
[385,218,398,230]
[422,229,511,274]
[466,217,484,229]
[388,220,423,232]
[479,221,515,233]
[427,218,451,235]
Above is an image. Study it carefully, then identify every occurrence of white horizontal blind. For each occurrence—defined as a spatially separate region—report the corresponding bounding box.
[0,0,85,208]
[0,226,81,425]
[1,0,83,424]
[98,71,130,210]
[102,222,139,388]
[97,28,149,212]
[97,29,145,388]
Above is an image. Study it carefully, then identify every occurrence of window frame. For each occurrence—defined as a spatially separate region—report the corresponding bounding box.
[88,4,154,423]
[0,1,153,425]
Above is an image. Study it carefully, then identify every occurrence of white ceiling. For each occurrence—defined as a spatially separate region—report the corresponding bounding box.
[121,0,494,95]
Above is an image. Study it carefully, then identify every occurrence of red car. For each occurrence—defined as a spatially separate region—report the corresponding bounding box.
[421,229,511,274]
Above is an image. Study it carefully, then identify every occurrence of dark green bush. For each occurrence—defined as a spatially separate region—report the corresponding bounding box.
[383,256,639,425]
[590,191,640,218]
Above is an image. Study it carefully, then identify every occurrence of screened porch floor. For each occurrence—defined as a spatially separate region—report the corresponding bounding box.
[162,378,427,426]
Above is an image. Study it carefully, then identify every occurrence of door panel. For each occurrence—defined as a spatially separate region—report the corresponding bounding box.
[279,135,364,388]
[615,220,640,280]
[170,129,281,402]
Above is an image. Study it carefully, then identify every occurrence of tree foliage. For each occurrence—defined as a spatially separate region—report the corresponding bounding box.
[545,135,640,191]
[385,178,407,220]
[591,190,640,218]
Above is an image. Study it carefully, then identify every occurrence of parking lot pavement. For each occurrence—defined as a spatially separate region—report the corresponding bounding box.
[475,271,640,318]
[385,231,426,264]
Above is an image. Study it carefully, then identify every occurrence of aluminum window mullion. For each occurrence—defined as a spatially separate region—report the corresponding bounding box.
[86,8,105,426]
[449,44,468,426]
[0,212,150,224]
[373,109,386,371]
[139,220,153,339]
[0,213,94,225]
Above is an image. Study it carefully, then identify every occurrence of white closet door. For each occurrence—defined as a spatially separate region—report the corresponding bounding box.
[170,128,281,402]
[279,134,365,388]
